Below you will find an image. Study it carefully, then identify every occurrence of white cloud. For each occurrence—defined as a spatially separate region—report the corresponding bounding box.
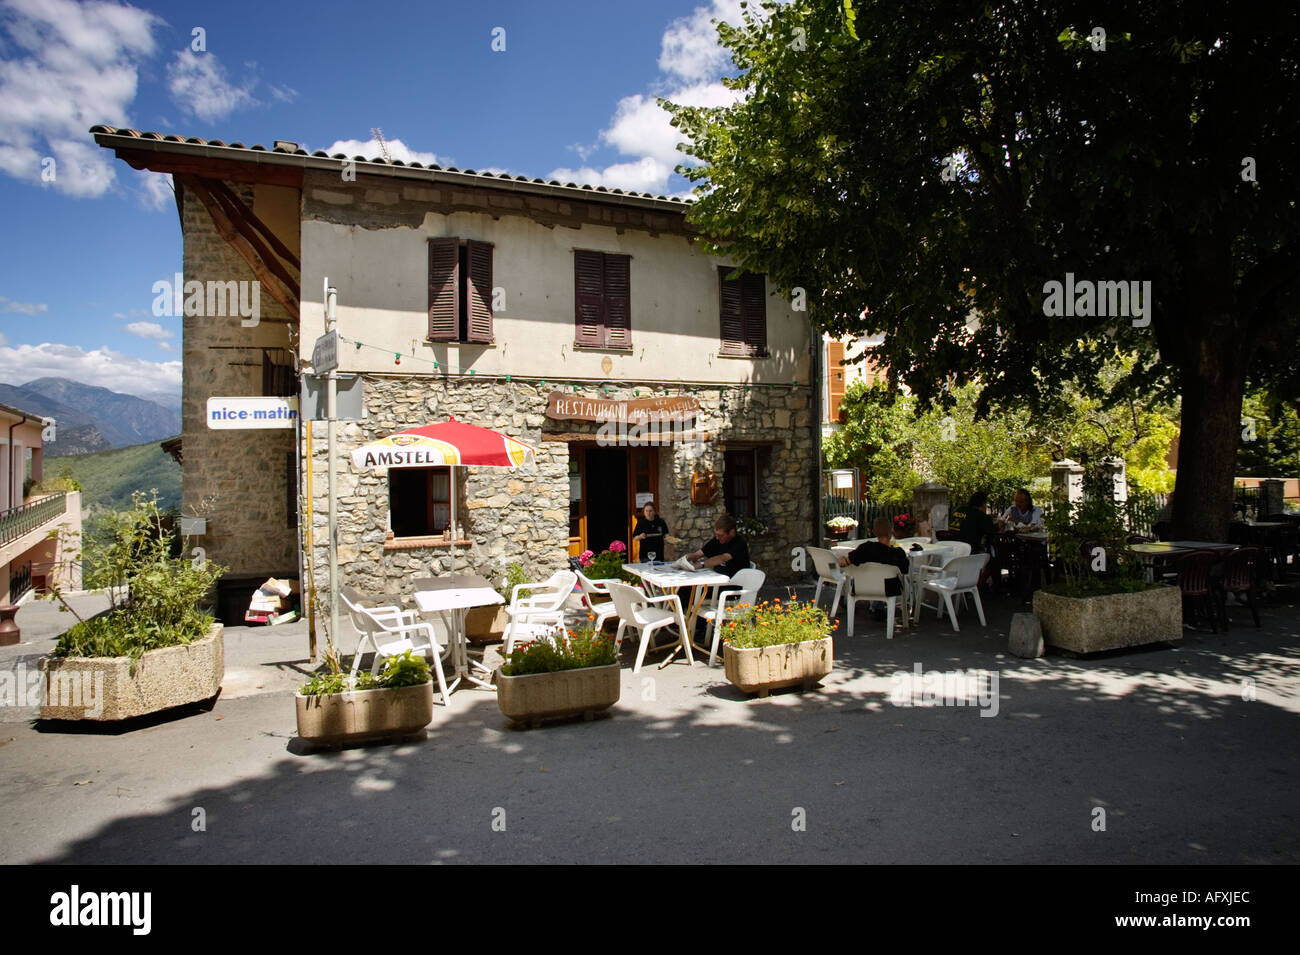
[0,0,162,197]
[124,321,172,340]
[0,296,48,315]
[323,136,441,167]
[137,169,173,210]
[157,341,171,351]
[166,49,258,122]
[112,312,126,319]
[545,2,746,196]
[0,342,181,397]
[659,0,746,83]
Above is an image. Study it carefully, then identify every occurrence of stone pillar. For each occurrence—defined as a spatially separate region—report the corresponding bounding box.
[914,482,950,531]
[1051,459,1085,504]
[1260,479,1285,517]
[1101,456,1128,504]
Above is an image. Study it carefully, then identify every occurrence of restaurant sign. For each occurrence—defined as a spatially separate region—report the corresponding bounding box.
[546,392,700,424]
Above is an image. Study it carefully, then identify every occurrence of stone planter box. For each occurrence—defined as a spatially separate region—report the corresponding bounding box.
[1033,585,1182,654]
[495,663,620,728]
[465,605,508,643]
[295,682,434,747]
[724,637,833,698]
[38,624,224,721]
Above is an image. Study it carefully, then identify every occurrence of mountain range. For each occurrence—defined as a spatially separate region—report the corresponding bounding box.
[0,377,180,455]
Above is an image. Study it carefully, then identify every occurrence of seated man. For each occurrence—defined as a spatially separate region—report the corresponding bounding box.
[950,491,999,553]
[837,516,910,598]
[688,514,751,578]
[1000,488,1044,529]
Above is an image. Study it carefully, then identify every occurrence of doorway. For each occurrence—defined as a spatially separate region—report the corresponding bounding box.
[567,444,659,557]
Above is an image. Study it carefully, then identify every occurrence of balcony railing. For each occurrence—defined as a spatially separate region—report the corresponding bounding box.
[0,493,67,548]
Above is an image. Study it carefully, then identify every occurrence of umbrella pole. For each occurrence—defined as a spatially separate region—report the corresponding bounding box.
[449,467,457,576]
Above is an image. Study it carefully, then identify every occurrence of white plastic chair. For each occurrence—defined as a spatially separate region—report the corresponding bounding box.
[605,581,694,674]
[700,568,766,666]
[807,546,848,618]
[843,563,903,639]
[575,568,619,632]
[916,554,990,631]
[340,586,451,704]
[503,570,577,653]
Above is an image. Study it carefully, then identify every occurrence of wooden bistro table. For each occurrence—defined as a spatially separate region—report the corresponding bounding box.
[622,561,730,665]
[413,573,504,694]
[1128,541,1236,582]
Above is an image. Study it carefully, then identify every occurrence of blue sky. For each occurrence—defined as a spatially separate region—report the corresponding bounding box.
[0,0,745,404]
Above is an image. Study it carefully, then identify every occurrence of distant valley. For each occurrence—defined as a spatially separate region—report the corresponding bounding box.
[0,377,180,456]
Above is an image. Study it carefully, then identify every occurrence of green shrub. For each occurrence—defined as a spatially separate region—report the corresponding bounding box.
[1041,470,1154,598]
[299,649,430,696]
[725,598,833,649]
[500,626,618,676]
[49,490,226,667]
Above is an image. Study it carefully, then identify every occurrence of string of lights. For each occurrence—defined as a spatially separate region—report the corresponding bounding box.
[332,333,807,395]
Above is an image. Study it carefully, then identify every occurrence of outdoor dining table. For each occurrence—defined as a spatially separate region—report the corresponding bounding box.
[830,540,948,623]
[622,561,731,660]
[412,573,503,694]
[1128,541,1236,582]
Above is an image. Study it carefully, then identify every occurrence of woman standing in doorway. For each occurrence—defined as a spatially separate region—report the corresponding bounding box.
[632,503,669,562]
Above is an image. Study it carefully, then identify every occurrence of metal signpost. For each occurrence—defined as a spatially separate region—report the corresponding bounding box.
[315,278,340,659]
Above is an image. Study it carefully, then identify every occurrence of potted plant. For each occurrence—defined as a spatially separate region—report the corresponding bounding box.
[892,512,917,538]
[722,598,834,698]
[1033,472,1180,653]
[577,541,636,581]
[825,515,858,542]
[737,514,769,538]
[495,625,620,728]
[295,650,434,747]
[39,491,227,721]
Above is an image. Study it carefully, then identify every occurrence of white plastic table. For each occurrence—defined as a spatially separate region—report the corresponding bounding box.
[831,541,944,621]
[413,574,503,693]
[622,561,731,656]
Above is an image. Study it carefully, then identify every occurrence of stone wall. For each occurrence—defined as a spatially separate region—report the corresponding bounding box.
[181,181,299,579]
[307,376,815,613]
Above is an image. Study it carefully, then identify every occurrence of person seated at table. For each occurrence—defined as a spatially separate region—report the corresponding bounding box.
[837,517,910,597]
[687,514,751,578]
[1000,489,1044,529]
[950,491,999,553]
[632,502,669,562]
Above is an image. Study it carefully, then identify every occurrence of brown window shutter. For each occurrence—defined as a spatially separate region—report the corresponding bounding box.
[719,267,745,356]
[827,340,846,423]
[465,239,494,342]
[603,254,631,348]
[742,273,767,357]
[427,237,459,341]
[574,250,605,346]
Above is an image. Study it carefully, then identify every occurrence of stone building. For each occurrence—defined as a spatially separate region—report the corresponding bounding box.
[95,126,820,625]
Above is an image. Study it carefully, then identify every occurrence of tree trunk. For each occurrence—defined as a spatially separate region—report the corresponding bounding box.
[1173,361,1245,542]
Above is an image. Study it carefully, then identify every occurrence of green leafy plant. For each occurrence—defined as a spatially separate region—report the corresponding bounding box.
[577,547,637,583]
[499,625,618,676]
[724,598,834,649]
[494,561,530,602]
[1042,471,1153,597]
[299,649,430,696]
[48,490,226,669]
[737,514,769,537]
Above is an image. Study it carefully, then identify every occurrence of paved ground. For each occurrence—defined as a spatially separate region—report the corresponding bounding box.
[2,579,1297,864]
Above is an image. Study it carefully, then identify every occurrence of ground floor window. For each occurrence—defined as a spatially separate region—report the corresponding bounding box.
[389,467,452,537]
[724,448,758,518]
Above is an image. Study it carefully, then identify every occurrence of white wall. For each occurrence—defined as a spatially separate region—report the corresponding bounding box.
[299,211,810,385]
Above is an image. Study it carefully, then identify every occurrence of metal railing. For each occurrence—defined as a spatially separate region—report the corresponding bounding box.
[0,493,67,547]
[9,561,31,601]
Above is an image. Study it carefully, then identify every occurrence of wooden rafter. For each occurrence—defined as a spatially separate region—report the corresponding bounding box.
[200,177,301,296]
[204,177,301,273]
[118,150,303,188]
[176,174,299,322]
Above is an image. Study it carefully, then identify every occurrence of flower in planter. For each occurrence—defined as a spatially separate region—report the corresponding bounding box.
[826,516,858,530]
[577,549,595,568]
[500,625,618,676]
[609,540,627,554]
[724,599,834,649]
[893,512,916,535]
[737,514,769,537]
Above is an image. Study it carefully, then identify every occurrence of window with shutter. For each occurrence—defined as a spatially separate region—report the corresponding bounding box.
[719,268,767,357]
[428,237,494,343]
[573,250,632,348]
[827,340,846,424]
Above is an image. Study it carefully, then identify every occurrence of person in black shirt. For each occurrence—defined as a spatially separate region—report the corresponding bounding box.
[838,517,910,596]
[949,491,999,553]
[688,513,751,579]
[632,503,669,562]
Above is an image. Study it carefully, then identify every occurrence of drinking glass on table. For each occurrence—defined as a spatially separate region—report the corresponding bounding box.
[647,551,657,566]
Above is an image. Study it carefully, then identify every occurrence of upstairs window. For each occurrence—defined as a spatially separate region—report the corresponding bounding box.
[574,250,631,349]
[428,237,494,343]
[718,268,767,357]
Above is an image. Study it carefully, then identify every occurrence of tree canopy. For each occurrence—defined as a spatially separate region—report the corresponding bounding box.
[667,0,1300,537]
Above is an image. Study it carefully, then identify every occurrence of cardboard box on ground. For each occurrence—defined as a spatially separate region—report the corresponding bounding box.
[246,577,301,624]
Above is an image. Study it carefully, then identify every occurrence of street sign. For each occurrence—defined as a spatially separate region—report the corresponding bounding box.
[301,374,365,421]
[312,330,338,374]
